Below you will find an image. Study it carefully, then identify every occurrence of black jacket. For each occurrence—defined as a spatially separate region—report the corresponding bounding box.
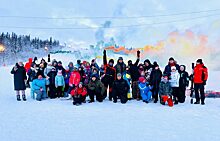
[150,69,162,89]
[11,65,27,90]
[129,59,140,81]
[112,79,129,94]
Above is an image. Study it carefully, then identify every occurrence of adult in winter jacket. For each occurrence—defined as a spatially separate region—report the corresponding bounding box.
[138,77,152,103]
[112,73,129,104]
[47,67,57,98]
[150,62,162,103]
[55,70,65,97]
[159,74,173,106]
[179,65,189,103]
[57,61,66,76]
[88,74,105,103]
[24,58,33,72]
[32,73,49,101]
[27,63,39,99]
[128,50,140,100]
[102,50,116,101]
[67,68,81,95]
[193,59,208,105]
[169,66,180,104]
[164,57,180,76]
[91,58,100,71]
[70,82,87,106]
[11,62,27,101]
[114,57,126,75]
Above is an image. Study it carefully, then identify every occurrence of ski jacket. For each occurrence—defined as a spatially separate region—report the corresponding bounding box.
[194,64,208,84]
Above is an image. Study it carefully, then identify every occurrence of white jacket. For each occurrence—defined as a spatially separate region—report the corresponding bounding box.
[169,71,180,87]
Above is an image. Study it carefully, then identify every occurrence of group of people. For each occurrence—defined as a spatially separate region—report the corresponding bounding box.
[11,50,208,106]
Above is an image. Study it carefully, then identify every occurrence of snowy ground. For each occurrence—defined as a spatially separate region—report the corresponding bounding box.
[0,64,220,141]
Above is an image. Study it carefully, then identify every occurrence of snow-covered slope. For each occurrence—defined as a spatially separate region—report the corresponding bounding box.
[0,57,220,141]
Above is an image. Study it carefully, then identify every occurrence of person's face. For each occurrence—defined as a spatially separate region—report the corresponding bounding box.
[196,62,200,65]
[18,62,23,66]
[155,66,159,70]
[79,68,82,71]
[126,67,129,71]
[58,63,62,66]
[79,84,82,88]
[38,75,43,79]
[145,62,149,66]
[117,76,122,80]
[93,70,97,73]
[91,66,95,69]
[169,60,174,64]
[119,60,123,63]
[69,64,73,67]
[164,76,168,80]
[180,66,184,71]
[54,63,57,66]
[172,68,176,72]
[141,72,145,76]
[139,66,143,69]
[109,62,113,66]
[92,77,96,81]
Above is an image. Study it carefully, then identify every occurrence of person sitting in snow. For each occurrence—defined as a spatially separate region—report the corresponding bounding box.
[55,70,65,98]
[159,74,173,107]
[138,77,152,103]
[70,82,87,106]
[32,72,49,101]
[112,73,129,104]
[88,74,105,103]
[67,67,81,94]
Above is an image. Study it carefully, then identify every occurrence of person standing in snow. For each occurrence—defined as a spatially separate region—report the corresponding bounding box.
[138,77,152,103]
[47,67,57,98]
[102,50,116,101]
[70,82,87,106]
[112,73,129,104]
[11,62,27,101]
[27,63,39,99]
[114,57,126,75]
[164,57,180,76]
[123,67,132,100]
[178,65,189,103]
[67,67,81,94]
[193,59,208,105]
[169,66,180,104]
[128,50,141,100]
[55,70,65,98]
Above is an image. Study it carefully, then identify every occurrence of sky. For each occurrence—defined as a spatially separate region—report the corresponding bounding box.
[0,0,220,46]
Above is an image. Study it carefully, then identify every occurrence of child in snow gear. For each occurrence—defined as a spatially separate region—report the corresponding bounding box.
[102,50,116,101]
[164,57,180,76]
[128,50,141,100]
[193,59,208,105]
[112,73,129,104]
[71,82,87,106]
[169,66,180,104]
[88,74,105,103]
[179,65,189,103]
[11,62,27,101]
[27,63,39,99]
[55,70,65,98]
[67,67,81,95]
[150,62,162,103]
[47,67,57,98]
[159,74,173,107]
[123,67,132,100]
[138,77,152,103]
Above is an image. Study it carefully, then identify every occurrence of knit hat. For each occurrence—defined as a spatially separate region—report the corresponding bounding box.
[58,61,62,64]
[162,73,169,77]
[171,66,176,70]
[117,73,122,77]
[139,77,146,83]
[196,59,203,64]
[57,70,62,75]
[109,59,114,64]
[118,57,123,61]
[169,57,174,61]
[153,61,159,68]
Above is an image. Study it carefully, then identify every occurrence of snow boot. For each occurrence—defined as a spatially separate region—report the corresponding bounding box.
[89,100,94,103]
[17,95,21,101]
[22,95,27,101]
[194,101,200,104]
[167,98,174,107]
[201,101,205,105]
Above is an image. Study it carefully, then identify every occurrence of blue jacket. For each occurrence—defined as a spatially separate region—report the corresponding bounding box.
[138,82,152,95]
[32,78,49,92]
[55,75,65,87]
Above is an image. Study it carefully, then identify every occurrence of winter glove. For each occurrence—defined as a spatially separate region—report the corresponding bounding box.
[137,50,140,58]
[103,50,106,55]
[203,80,207,85]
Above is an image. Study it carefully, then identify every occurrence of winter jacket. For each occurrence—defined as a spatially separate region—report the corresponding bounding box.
[159,79,172,96]
[179,67,189,88]
[11,65,27,90]
[44,65,53,77]
[138,82,152,101]
[103,52,116,81]
[150,69,162,89]
[32,78,49,92]
[88,79,105,94]
[164,62,180,76]
[47,71,57,85]
[56,66,66,76]
[170,71,180,87]
[64,70,71,84]
[129,59,140,81]
[55,75,65,87]
[112,79,129,94]
[194,64,208,84]
[24,58,33,72]
[70,87,87,97]
[114,61,126,75]
[27,67,38,82]
[69,71,81,86]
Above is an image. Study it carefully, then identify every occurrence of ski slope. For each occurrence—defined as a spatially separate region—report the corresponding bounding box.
[0,60,220,141]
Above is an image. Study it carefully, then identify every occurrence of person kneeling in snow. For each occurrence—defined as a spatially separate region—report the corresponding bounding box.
[138,77,152,103]
[32,72,49,101]
[112,73,129,104]
[159,74,173,107]
[70,82,87,106]
[88,74,105,103]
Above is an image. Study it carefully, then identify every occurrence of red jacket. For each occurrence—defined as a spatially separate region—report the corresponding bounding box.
[69,71,81,86]
[194,64,208,84]
[24,58,33,72]
[70,87,87,97]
